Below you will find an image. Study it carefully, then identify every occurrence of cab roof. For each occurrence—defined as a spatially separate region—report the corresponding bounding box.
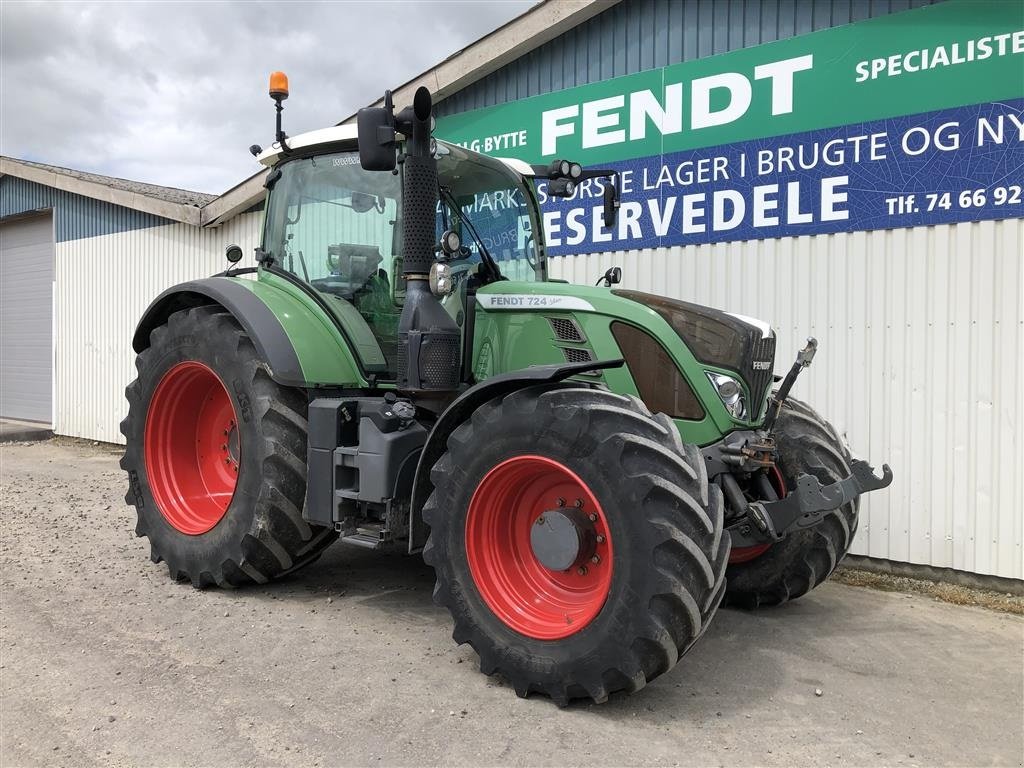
[256,125,359,165]
[256,125,534,178]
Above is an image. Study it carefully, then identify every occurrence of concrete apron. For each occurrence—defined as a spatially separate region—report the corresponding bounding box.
[0,418,53,443]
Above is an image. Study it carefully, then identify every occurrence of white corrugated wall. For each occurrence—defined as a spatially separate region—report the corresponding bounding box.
[55,212,262,445]
[550,219,1024,580]
[55,214,1022,579]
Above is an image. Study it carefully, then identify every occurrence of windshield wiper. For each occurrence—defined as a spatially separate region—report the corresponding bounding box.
[439,186,502,282]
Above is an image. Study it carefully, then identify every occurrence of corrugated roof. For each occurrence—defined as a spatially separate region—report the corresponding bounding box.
[6,157,216,208]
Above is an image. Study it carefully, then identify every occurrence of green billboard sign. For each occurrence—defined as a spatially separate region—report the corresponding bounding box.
[436,0,1024,166]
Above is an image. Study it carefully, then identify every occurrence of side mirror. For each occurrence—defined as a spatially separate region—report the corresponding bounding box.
[357,92,397,171]
[225,244,244,264]
[597,266,622,287]
[603,181,619,228]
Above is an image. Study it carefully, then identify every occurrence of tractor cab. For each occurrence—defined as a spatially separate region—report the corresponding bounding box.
[255,127,546,378]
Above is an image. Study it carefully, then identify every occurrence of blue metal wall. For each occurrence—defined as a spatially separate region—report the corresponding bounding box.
[0,176,173,243]
[436,0,941,118]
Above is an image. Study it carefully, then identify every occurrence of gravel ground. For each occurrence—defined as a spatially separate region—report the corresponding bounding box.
[2,438,1022,768]
[833,567,1024,615]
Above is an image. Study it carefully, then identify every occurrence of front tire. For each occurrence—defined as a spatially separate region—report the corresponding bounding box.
[120,306,336,587]
[725,396,859,608]
[422,385,729,705]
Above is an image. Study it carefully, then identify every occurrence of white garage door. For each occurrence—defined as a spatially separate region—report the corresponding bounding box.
[1,214,54,423]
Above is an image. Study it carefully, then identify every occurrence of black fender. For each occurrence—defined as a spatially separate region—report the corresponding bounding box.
[132,277,305,387]
[407,358,623,552]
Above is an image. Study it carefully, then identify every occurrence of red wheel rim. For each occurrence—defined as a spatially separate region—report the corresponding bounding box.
[729,466,787,564]
[465,455,613,640]
[144,361,239,535]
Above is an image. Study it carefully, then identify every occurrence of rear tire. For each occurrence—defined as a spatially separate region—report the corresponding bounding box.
[120,306,336,587]
[422,385,729,705]
[725,396,859,608]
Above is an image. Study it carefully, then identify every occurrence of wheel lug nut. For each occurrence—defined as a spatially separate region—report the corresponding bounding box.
[556,498,565,507]
[536,516,545,525]
[574,499,584,508]
[596,534,605,544]
[588,513,597,522]
[577,566,588,576]
[591,555,601,564]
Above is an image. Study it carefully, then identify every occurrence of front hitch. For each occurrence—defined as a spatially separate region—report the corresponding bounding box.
[743,459,893,542]
[721,336,893,548]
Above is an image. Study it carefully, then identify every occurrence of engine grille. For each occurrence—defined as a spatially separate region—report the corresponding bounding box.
[548,316,585,343]
[398,330,460,390]
[420,335,461,388]
[561,347,601,376]
[563,347,591,364]
[746,335,777,412]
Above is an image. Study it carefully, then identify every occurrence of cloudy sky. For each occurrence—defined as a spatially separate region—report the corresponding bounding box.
[1,0,533,194]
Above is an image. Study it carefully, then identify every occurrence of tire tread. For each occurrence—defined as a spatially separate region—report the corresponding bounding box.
[422,385,728,705]
[120,306,336,589]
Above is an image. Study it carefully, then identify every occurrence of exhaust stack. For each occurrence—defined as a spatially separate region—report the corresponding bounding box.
[358,88,461,395]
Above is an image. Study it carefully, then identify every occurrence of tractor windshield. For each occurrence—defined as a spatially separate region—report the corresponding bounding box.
[262,151,401,298]
[434,142,544,283]
[262,151,404,372]
[262,147,543,289]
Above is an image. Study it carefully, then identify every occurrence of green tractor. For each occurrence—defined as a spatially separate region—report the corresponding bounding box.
[121,75,891,705]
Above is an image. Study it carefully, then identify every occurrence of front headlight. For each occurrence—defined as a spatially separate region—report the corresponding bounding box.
[706,371,747,420]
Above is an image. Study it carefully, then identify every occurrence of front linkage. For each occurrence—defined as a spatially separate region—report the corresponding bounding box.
[748,459,893,541]
[704,338,893,551]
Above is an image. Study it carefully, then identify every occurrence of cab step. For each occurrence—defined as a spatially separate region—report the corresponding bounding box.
[337,521,390,550]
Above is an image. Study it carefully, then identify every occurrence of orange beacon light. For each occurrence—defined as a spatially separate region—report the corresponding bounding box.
[269,71,289,101]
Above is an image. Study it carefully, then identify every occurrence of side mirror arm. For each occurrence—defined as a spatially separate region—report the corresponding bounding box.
[601,176,620,229]
[529,164,620,228]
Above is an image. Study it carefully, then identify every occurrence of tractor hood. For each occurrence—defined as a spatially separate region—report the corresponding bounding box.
[611,290,777,414]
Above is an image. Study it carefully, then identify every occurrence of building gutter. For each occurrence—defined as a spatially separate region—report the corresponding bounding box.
[0,157,202,227]
[200,169,268,228]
